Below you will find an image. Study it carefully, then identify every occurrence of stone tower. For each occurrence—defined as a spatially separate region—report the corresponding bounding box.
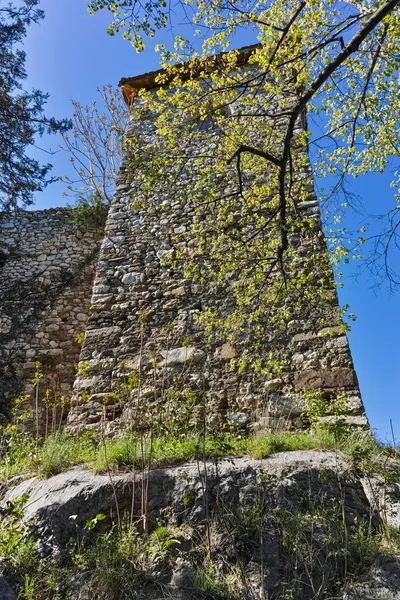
[66,46,367,435]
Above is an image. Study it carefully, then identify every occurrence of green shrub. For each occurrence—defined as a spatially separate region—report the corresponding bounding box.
[68,192,108,230]
[0,425,36,479]
[194,558,240,598]
[83,520,179,599]
[347,519,381,572]
[341,430,380,469]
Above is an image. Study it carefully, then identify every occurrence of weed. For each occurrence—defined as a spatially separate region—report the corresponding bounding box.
[347,519,380,573]
[92,432,244,473]
[194,557,240,598]
[82,518,179,599]
[145,525,180,565]
[0,494,31,561]
[19,574,39,600]
[341,430,380,469]
[0,424,37,479]
[2,427,381,480]
[381,524,400,554]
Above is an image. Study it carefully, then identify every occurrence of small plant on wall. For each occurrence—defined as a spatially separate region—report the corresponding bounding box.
[68,192,109,230]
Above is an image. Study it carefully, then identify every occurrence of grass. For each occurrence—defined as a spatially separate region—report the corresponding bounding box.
[194,558,240,599]
[246,428,337,458]
[1,428,339,479]
[1,422,398,481]
[39,432,98,477]
[0,426,37,479]
[93,432,247,472]
[40,429,339,475]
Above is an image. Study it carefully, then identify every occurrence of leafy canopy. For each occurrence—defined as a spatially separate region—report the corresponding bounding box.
[89,0,400,362]
[88,0,400,286]
[0,0,70,210]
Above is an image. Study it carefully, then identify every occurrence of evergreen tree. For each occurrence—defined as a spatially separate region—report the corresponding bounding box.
[0,0,70,210]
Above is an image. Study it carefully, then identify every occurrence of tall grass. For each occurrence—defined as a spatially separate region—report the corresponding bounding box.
[37,429,339,477]
[39,432,98,477]
[2,425,396,480]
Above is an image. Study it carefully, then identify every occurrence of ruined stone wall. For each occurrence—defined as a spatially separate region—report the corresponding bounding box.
[67,88,367,435]
[0,208,103,426]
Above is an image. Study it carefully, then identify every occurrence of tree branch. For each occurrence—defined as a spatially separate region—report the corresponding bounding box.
[227,144,281,167]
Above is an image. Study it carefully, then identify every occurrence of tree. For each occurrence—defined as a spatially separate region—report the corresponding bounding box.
[87,0,168,51]
[87,0,400,286]
[0,0,70,210]
[59,85,129,206]
[88,0,400,362]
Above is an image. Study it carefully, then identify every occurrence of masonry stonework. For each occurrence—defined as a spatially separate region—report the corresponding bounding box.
[0,58,367,435]
[0,208,103,426]
[66,64,367,435]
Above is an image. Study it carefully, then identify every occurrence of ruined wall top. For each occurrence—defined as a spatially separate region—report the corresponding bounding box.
[0,207,103,424]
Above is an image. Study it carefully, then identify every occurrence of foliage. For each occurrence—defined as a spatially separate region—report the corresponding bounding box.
[80,521,144,598]
[0,423,37,479]
[1,384,44,478]
[89,0,400,362]
[87,0,168,52]
[276,504,380,594]
[0,0,70,209]
[68,192,109,229]
[60,85,129,204]
[301,390,351,433]
[0,493,30,559]
[194,557,240,598]
[68,517,180,599]
[341,429,382,470]
[347,518,381,573]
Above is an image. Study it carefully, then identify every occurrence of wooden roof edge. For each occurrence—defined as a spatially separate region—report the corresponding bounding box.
[118,43,261,106]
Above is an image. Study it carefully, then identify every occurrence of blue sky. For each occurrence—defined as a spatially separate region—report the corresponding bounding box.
[22,0,399,442]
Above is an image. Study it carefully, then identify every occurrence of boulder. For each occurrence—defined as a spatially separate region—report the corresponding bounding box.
[1,467,134,554]
[5,451,400,599]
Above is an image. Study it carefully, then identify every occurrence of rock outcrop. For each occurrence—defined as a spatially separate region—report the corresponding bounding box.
[1,450,399,599]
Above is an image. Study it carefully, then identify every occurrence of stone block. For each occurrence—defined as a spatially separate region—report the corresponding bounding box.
[158,347,205,367]
[122,272,143,285]
[295,368,356,390]
[293,332,319,342]
[216,343,236,359]
[264,378,283,393]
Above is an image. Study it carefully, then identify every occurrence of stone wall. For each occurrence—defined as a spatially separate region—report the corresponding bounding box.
[67,78,367,434]
[0,208,103,426]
